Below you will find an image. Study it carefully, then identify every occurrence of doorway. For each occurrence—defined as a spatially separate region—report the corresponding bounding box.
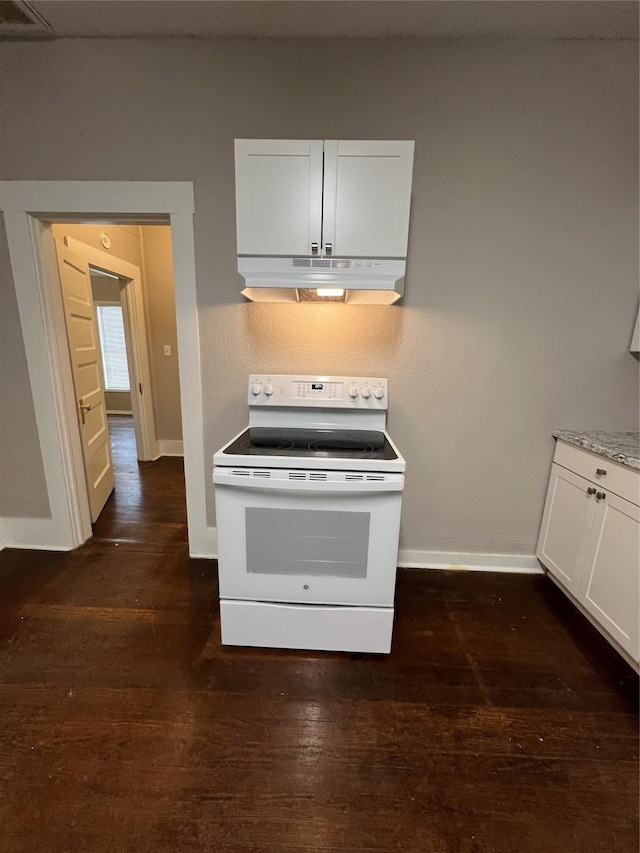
[0,181,210,556]
[53,223,183,525]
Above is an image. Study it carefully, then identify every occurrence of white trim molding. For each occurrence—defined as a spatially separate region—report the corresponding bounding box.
[1,517,74,551]
[397,549,543,574]
[0,181,208,557]
[192,527,218,560]
[0,181,195,215]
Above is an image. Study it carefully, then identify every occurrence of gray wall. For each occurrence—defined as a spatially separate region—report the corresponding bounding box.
[0,38,638,554]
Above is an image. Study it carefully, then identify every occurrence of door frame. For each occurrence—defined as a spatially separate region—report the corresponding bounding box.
[0,181,209,556]
[65,235,158,462]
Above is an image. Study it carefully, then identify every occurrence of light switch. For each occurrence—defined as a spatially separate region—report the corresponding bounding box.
[163,345,172,357]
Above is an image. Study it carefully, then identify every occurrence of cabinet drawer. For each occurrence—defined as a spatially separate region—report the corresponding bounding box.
[554,441,639,506]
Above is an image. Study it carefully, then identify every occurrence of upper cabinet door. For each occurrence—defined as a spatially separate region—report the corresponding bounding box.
[235,140,324,256]
[322,140,414,258]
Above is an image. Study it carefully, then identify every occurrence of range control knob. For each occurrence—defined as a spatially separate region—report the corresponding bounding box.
[264,381,274,397]
[361,385,372,400]
[250,380,263,397]
[373,384,386,401]
[348,384,359,400]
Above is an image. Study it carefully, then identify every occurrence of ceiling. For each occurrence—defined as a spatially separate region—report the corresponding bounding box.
[2,0,639,41]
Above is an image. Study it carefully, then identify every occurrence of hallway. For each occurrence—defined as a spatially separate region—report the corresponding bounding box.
[94,415,187,546]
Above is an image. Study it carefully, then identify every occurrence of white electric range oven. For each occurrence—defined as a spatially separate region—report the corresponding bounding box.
[213,375,405,653]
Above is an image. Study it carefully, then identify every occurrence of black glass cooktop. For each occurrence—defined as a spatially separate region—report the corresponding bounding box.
[223,427,398,460]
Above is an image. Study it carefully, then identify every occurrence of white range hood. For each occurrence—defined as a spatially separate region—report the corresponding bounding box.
[238,256,405,305]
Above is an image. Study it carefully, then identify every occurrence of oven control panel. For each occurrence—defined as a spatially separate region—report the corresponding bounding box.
[247,375,388,409]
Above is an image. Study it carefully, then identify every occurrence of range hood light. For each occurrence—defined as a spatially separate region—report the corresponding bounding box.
[296,287,346,303]
[316,288,344,298]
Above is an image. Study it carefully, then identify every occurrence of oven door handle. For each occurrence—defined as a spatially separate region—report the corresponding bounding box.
[213,471,404,493]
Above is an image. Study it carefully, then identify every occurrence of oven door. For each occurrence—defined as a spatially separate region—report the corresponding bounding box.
[213,468,404,607]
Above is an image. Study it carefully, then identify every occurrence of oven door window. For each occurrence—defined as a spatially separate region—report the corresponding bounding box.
[246,507,369,579]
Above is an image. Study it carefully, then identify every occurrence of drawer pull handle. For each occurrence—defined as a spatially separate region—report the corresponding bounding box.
[587,487,596,495]
[596,491,606,501]
[596,468,607,476]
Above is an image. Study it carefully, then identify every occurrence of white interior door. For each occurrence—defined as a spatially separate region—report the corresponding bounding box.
[55,239,115,522]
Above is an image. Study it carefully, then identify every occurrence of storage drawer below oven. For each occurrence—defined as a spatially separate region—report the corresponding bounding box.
[220,599,394,653]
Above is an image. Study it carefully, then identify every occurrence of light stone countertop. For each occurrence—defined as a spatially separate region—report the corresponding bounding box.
[552,430,640,471]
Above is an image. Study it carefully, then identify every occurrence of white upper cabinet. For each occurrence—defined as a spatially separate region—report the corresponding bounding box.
[322,140,414,258]
[235,139,414,258]
[235,140,324,256]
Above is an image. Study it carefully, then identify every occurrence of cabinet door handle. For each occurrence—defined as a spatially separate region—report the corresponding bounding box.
[596,468,607,476]
[596,491,606,500]
[325,242,333,256]
[311,242,319,255]
[587,487,596,495]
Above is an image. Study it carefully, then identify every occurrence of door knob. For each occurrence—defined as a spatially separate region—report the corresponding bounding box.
[79,400,92,425]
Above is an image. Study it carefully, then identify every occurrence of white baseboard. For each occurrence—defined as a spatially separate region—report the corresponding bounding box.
[397,549,542,574]
[198,529,541,574]
[189,526,218,560]
[160,440,184,457]
[0,518,543,577]
[0,516,75,551]
[0,517,212,556]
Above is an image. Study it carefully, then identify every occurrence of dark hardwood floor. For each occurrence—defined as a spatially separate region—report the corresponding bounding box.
[0,415,637,852]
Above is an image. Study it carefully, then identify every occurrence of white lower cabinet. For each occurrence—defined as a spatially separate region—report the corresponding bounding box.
[537,465,597,596]
[537,442,640,666]
[579,492,639,653]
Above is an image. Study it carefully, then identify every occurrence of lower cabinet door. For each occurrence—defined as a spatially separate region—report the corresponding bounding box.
[579,493,640,656]
[629,615,640,665]
[536,464,597,594]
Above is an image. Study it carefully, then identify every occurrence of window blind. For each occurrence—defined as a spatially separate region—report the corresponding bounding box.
[96,305,130,391]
